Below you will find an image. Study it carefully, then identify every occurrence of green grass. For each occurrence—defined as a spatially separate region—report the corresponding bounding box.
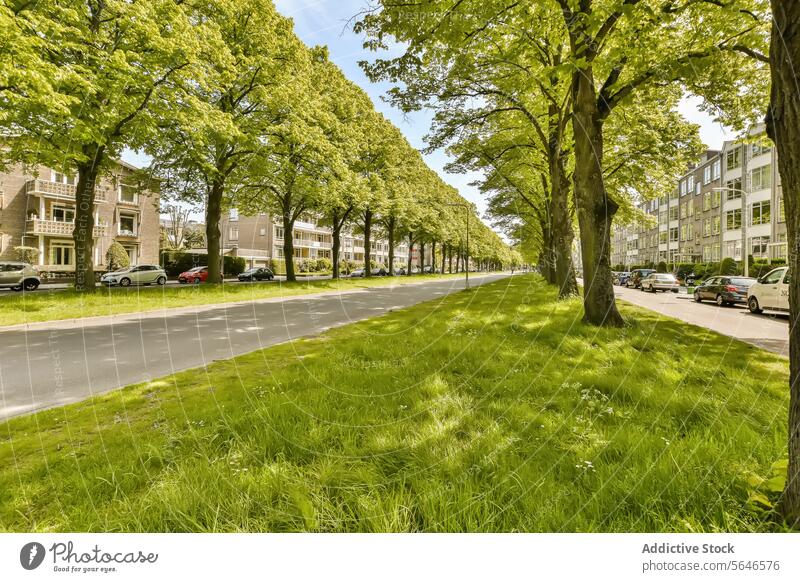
[0,274,789,532]
[0,272,470,327]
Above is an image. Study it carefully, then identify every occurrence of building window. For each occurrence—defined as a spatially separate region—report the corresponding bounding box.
[50,242,74,266]
[52,171,76,185]
[229,226,239,241]
[712,159,721,180]
[680,203,688,219]
[276,248,284,258]
[703,219,711,237]
[750,236,770,259]
[712,216,720,235]
[703,192,711,211]
[687,175,694,193]
[275,226,284,239]
[712,190,721,208]
[712,243,721,262]
[776,233,788,260]
[669,227,679,242]
[725,240,742,261]
[725,178,742,200]
[51,205,75,222]
[752,142,771,157]
[659,231,668,244]
[259,227,267,236]
[726,147,741,170]
[703,245,712,261]
[119,213,136,236]
[703,165,711,184]
[725,209,741,231]
[669,206,679,221]
[779,198,785,223]
[119,183,137,204]
[122,244,138,263]
[749,165,772,191]
[750,201,771,226]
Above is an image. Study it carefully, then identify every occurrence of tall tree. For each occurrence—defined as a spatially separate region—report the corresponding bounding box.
[2,0,203,290]
[766,0,800,527]
[150,0,303,284]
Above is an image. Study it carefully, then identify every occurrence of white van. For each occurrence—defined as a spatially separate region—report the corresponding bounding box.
[747,267,790,314]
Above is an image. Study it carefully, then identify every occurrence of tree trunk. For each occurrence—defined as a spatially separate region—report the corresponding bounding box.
[419,241,426,273]
[767,0,800,527]
[73,154,102,292]
[448,246,453,273]
[363,209,373,278]
[282,213,296,282]
[407,232,414,276]
[571,67,624,326]
[332,209,342,280]
[206,179,224,285]
[441,244,447,274]
[455,246,461,273]
[549,131,578,299]
[539,212,556,284]
[431,240,437,273]
[387,216,396,275]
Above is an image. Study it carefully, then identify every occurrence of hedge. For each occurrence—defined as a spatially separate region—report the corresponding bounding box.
[162,251,246,277]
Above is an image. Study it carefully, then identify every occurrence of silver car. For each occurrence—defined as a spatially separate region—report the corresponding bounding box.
[640,273,679,293]
[0,262,40,292]
[101,265,167,287]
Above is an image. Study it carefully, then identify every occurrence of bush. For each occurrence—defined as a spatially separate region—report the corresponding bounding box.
[718,257,739,276]
[14,246,39,264]
[268,258,286,275]
[106,241,130,272]
[162,251,245,277]
[674,263,695,280]
[315,257,332,272]
[750,261,774,279]
[656,261,668,273]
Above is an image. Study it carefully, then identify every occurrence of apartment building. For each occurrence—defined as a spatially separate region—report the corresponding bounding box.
[0,161,160,274]
[612,125,785,269]
[219,211,410,268]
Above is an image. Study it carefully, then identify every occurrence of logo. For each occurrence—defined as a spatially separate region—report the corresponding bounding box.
[20,542,46,570]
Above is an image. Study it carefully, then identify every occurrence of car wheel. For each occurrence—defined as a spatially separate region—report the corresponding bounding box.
[694,291,702,303]
[194,277,201,284]
[156,276,166,286]
[23,279,39,291]
[120,277,131,287]
[748,296,762,314]
[716,294,726,307]
[11,285,22,292]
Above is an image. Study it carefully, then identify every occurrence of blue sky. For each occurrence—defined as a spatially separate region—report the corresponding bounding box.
[130,0,734,222]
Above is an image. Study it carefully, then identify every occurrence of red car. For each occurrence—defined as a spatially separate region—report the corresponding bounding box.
[178,266,210,284]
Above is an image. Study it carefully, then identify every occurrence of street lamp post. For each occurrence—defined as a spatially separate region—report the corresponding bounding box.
[446,202,470,289]
[712,186,749,276]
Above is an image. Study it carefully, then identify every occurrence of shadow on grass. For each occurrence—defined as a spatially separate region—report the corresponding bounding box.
[0,275,788,532]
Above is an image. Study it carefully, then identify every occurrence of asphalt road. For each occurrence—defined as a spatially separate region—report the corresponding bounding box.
[0,273,510,421]
[614,284,789,355]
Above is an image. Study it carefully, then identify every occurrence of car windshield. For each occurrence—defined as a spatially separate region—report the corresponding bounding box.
[188,267,205,272]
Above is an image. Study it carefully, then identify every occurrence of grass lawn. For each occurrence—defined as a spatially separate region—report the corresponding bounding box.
[0,274,789,532]
[0,272,470,327]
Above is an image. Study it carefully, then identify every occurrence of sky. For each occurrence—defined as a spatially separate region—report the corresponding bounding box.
[129,0,736,224]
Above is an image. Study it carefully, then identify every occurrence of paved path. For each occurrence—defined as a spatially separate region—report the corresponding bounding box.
[614,285,789,356]
[0,273,509,421]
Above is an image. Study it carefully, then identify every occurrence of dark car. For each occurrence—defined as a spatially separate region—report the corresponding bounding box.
[371,267,389,276]
[393,267,407,276]
[238,267,275,282]
[613,271,631,286]
[626,269,656,289]
[693,276,756,306]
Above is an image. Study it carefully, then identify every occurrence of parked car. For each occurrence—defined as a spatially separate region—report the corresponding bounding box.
[0,262,40,292]
[693,276,756,306]
[238,267,275,282]
[613,271,631,286]
[393,267,407,276]
[178,266,211,284]
[626,269,656,289]
[639,273,680,293]
[101,265,167,287]
[371,267,389,276]
[747,267,790,314]
[422,266,434,274]
[349,268,366,278]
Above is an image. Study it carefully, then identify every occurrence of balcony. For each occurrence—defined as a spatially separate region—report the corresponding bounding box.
[26,179,110,202]
[116,228,138,239]
[26,219,108,238]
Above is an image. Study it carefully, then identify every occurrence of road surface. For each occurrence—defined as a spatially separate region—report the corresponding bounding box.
[0,273,509,421]
[614,284,788,356]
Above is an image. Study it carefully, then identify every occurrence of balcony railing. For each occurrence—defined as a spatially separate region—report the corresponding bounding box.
[26,179,110,202]
[26,219,108,238]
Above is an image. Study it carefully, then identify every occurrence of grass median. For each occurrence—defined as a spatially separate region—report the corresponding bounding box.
[0,272,471,327]
[0,274,789,532]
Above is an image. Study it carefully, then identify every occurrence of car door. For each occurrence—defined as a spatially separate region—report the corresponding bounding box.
[778,269,791,311]
[129,266,145,284]
[758,269,784,310]
[700,277,716,299]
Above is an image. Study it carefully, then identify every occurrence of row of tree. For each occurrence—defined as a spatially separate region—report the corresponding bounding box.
[0,0,517,287]
[355,0,800,525]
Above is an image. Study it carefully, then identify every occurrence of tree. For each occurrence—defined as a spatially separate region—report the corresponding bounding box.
[106,242,131,272]
[150,0,304,284]
[2,0,203,290]
[766,0,800,527]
